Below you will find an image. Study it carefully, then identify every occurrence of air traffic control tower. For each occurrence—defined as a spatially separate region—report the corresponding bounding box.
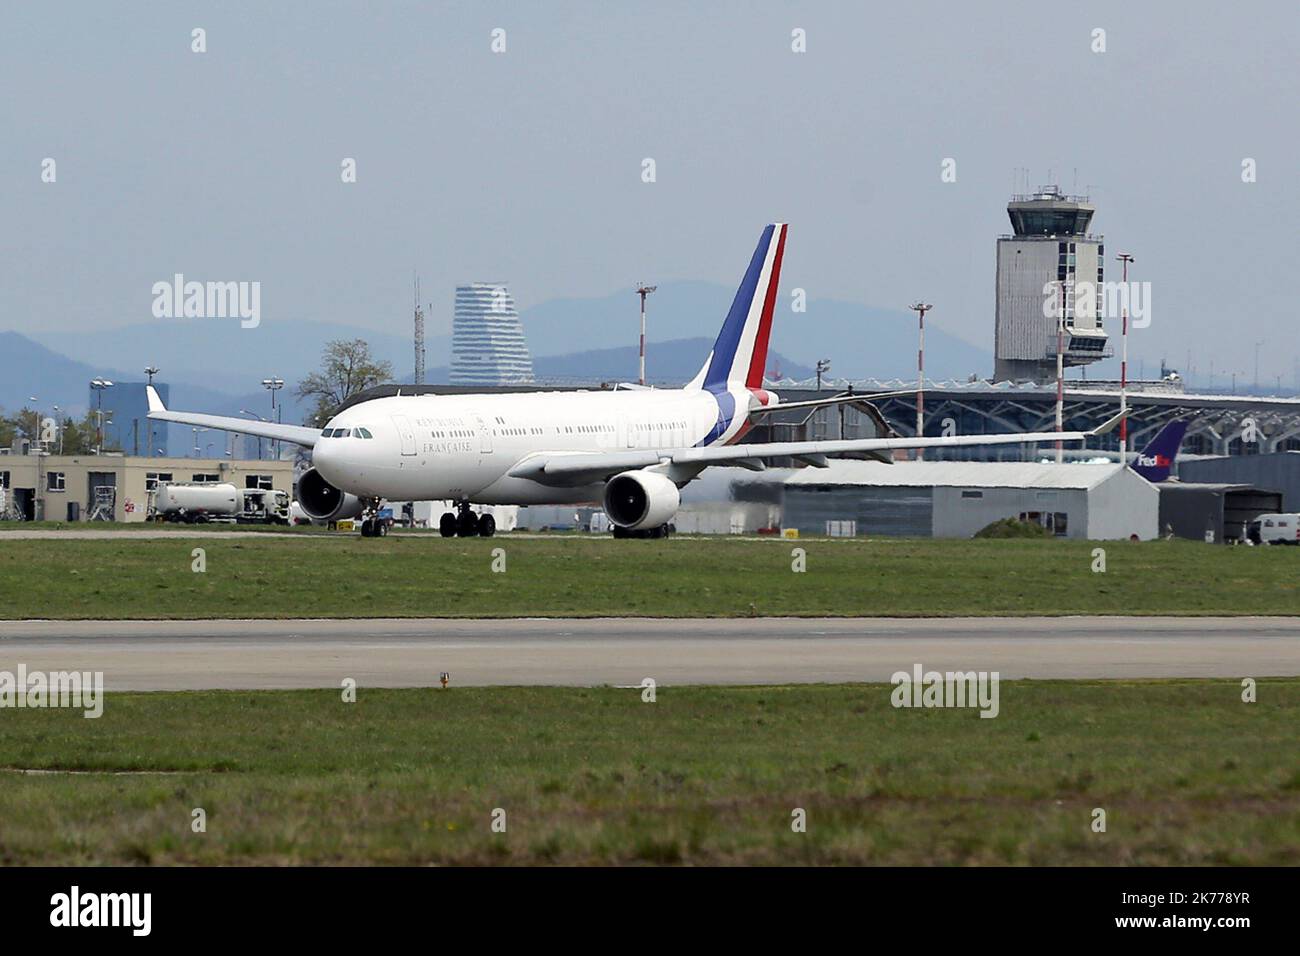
[994,186,1110,383]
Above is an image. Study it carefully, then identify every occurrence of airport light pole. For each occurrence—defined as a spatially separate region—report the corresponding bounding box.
[909,303,931,460]
[28,396,43,521]
[634,286,656,386]
[242,409,269,460]
[26,396,42,451]
[1116,253,1134,451]
[90,379,114,455]
[144,367,159,457]
[262,378,284,459]
[1055,285,1066,465]
[815,359,831,391]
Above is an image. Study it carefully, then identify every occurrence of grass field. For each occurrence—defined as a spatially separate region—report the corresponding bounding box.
[0,680,1296,865]
[0,535,1297,619]
[0,521,334,533]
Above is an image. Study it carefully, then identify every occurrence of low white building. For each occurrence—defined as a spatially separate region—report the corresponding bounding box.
[779,460,1158,540]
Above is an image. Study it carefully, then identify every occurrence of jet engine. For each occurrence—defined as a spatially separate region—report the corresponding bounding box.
[603,470,680,531]
[296,467,365,522]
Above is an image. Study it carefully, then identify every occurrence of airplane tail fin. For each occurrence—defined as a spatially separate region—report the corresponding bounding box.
[1130,418,1191,482]
[687,223,787,392]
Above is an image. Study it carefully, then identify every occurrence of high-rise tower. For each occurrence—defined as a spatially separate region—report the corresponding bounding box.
[450,282,535,386]
[994,186,1110,383]
[413,275,426,386]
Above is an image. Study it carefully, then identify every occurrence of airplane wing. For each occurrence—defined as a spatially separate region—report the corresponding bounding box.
[747,389,916,417]
[510,411,1128,485]
[146,386,322,448]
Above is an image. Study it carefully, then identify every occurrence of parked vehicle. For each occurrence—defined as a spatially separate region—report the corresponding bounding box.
[153,482,289,524]
[1249,513,1300,546]
[153,482,239,523]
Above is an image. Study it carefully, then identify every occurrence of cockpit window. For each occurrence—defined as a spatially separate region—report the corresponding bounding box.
[321,428,335,437]
[358,427,373,439]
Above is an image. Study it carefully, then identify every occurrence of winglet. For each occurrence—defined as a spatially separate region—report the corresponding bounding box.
[1089,410,1128,437]
[145,385,166,414]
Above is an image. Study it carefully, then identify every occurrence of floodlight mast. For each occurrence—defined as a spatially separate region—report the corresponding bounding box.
[635,284,657,386]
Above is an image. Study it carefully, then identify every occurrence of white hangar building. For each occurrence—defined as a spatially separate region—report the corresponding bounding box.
[778,460,1158,540]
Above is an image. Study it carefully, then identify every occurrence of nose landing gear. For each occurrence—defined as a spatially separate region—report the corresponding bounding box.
[360,518,388,537]
[359,497,389,537]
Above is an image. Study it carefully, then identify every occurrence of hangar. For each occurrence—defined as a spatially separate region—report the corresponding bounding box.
[1177,451,1300,512]
[778,460,1158,540]
[1156,482,1283,544]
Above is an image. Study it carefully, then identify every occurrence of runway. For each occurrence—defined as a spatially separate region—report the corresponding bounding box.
[1,616,1297,690]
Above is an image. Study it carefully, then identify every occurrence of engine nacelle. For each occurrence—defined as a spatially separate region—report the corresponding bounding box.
[603,470,680,530]
[296,467,365,522]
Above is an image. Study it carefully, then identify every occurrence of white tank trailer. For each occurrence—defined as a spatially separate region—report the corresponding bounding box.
[153,482,289,524]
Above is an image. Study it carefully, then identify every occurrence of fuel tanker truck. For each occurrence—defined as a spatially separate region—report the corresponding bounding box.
[152,482,290,524]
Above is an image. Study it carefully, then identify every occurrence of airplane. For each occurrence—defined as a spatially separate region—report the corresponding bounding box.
[1129,418,1191,482]
[1036,417,1192,482]
[147,223,1125,538]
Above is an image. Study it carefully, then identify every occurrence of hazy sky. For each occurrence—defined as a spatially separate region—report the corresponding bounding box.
[3,1,1297,383]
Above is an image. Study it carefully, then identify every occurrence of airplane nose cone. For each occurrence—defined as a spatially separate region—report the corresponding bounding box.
[311,435,343,483]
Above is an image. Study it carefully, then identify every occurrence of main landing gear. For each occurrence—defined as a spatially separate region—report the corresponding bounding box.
[440,501,495,538]
[612,524,672,539]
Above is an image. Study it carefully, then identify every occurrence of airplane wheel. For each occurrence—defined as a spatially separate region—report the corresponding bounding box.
[612,525,628,539]
[457,512,480,537]
[360,519,373,537]
[439,513,457,537]
[478,514,496,537]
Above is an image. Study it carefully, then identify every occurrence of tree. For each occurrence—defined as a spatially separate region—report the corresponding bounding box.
[296,339,393,427]
[14,407,40,442]
[0,409,16,448]
[59,414,100,455]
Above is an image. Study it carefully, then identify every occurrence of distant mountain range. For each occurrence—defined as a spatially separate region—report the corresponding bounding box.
[28,321,430,397]
[0,331,309,457]
[516,281,992,383]
[23,280,991,389]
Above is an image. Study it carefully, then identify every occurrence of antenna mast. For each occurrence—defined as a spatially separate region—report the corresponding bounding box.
[413,274,426,386]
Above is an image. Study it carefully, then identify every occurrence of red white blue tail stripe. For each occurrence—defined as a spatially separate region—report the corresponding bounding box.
[693,223,787,392]
[690,223,786,445]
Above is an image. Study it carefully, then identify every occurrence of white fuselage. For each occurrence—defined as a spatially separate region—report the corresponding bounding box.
[311,385,758,505]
